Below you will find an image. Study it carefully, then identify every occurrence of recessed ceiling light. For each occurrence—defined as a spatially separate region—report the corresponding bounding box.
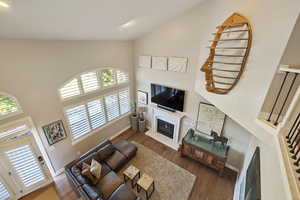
[120,20,136,29]
[0,0,10,8]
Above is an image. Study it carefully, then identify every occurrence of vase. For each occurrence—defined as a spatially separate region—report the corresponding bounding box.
[139,119,146,133]
[131,114,138,132]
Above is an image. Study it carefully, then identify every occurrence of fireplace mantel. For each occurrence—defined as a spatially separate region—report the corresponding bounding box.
[145,104,185,150]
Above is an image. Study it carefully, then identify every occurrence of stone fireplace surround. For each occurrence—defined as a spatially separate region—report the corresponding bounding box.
[145,104,185,150]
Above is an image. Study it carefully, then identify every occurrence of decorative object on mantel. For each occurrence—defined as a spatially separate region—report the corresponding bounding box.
[42,120,67,145]
[139,56,152,68]
[152,56,168,71]
[131,102,139,132]
[168,57,188,72]
[196,102,226,136]
[137,90,148,105]
[210,130,228,147]
[180,128,229,176]
[138,106,146,133]
[200,13,252,94]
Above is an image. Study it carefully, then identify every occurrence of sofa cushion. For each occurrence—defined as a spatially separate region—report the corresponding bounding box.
[82,162,98,185]
[113,140,137,159]
[100,163,112,178]
[90,159,102,179]
[105,151,128,171]
[77,152,101,168]
[71,165,91,185]
[108,184,138,200]
[82,184,102,200]
[97,144,115,161]
[96,171,123,199]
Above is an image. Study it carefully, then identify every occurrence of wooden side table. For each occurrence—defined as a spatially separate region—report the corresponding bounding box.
[137,173,155,200]
[123,165,141,188]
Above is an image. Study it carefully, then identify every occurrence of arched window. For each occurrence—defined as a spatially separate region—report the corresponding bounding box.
[59,68,129,100]
[0,93,22,120]
[59,68,130,142]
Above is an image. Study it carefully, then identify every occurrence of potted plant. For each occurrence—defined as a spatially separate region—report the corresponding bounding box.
[138,107,146,133]
[130,102,138,132]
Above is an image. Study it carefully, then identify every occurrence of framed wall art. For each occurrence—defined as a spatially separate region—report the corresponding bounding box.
[139,55,152,68]
[42,120,67,145]
[195,102,226,136]
[152,56,168,71]
[137,90,148,105]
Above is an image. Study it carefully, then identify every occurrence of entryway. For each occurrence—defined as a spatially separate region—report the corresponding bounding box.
[0,118,52,200]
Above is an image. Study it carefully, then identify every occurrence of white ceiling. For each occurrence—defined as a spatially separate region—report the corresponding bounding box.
[0,0,204,40]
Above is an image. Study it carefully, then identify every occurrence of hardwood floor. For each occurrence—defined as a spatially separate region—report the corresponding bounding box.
[24,129,237,200]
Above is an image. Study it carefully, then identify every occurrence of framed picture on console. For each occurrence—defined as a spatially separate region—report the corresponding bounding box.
[195,102,225,136]
[137,90,148,105]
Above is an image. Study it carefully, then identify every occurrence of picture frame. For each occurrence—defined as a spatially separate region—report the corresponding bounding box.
[152,56,168,71]
[137,90,148,105]
[195,102,226,136]
[42,120,67,145]
[139,55,152,68]
[168,57,188,72]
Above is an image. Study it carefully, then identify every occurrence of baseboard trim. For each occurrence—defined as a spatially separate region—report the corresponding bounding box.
[54,167,65,176]
[226,164,239,173]
[110,125,131,140]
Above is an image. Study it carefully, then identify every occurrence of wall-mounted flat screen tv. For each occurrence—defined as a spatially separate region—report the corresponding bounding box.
[151,83,185,112]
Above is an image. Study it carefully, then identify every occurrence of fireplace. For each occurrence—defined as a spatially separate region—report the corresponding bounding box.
[157,119,174,139]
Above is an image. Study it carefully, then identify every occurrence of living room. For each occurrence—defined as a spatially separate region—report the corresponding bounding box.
[0,0,300,200]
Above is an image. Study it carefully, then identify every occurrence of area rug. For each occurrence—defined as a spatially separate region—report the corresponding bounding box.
[117,142,196,200]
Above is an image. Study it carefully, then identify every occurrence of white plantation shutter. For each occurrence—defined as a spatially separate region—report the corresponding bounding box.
[60,79,81,99]
[66,105,91,139]
[87,99,106,129]
[105,94,120,121]
[116,70,129,84]
[81,72,100,93]
[5,145,45,188]
[0,181,10,200]
[0,124,28,139]
[119,88,130,114]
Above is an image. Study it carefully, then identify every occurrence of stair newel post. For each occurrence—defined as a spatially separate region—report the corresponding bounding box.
[286,112,300,139]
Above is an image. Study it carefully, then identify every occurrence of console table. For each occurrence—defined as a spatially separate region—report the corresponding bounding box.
[180,131,229,176]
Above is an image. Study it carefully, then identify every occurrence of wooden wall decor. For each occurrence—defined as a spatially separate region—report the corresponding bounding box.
[200,13,252,94]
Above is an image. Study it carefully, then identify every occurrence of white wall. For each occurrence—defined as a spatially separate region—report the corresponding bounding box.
[134,0,300,199]
[0,40,134,172]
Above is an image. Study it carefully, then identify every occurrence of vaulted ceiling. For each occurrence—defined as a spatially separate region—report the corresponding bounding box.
[0,0,204,40]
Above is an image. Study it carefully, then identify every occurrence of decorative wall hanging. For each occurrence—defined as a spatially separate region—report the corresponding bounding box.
[43,120,67,145]
[139,56,152,68]
[196,102,226,136]
[168,57,188,72]
[200,13,252,94]
[152,56,168,71]
[137,90,148,105]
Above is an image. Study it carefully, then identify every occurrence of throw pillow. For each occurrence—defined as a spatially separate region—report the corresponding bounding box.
[90,159,102,179]
[81,162,98,185]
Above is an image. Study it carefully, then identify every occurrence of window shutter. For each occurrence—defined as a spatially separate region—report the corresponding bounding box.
[66,105,91,139]
[0,124,28,139]
[101,69,116,87]
[119,88,130,114]
[104,94,120,121]
[87,99,106,129]
[5,145,45,188]
[116,70,129,84]
[59,79,81,99]
[81,72,100,93]
[0,181,10,200]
